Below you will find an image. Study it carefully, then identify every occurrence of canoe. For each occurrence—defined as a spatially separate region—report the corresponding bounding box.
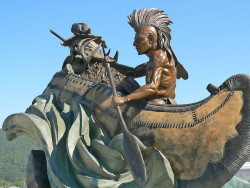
[3,61,250,187]
[41,68,250,187]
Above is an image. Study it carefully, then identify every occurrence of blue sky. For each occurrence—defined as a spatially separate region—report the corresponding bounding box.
[0,0,249,127]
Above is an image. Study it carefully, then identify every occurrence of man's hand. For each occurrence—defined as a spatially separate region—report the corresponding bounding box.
[104,56,115,64]
[102,53,115,68]
[113,95,127,106]
[102,49,118,67]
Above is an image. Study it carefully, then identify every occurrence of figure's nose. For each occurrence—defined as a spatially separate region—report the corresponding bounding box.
[133,41,136,46]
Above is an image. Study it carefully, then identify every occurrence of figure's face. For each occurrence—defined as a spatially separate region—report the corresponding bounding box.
[133,26,157,55]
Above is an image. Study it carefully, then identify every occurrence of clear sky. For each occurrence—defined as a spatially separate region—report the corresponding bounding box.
[0,0,249,127]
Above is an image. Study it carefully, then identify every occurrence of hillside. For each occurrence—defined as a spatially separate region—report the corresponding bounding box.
[0,129,38,182]
[0,128,250,187]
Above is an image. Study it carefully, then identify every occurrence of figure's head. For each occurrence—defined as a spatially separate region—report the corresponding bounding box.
[128,8,173,57]
[71,23,91,35]
[133,26,157,55]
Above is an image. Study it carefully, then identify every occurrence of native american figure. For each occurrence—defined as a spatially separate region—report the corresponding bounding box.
[105,9,188,106]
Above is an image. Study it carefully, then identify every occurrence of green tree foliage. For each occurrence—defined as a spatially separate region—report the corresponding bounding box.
[0,179,25,187]
[0,129,38,183]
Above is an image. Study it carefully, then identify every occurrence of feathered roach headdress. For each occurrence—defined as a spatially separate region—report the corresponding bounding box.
[128,8,189,80]
[128,8,173,57]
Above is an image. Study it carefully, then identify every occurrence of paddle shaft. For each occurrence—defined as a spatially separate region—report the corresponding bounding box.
[104,62,147,185]
[105,63,127,131]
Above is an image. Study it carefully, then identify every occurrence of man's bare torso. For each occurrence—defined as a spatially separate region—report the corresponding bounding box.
[145,49,176,100]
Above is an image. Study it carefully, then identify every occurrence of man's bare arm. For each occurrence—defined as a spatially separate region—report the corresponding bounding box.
[114,67,163,105]
[104,56,147,77]
[111,62,147,78]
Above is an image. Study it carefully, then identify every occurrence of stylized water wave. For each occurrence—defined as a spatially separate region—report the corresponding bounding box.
[3,94,174,188]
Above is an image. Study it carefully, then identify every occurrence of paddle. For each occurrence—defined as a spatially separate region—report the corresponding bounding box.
[102,47,147,186]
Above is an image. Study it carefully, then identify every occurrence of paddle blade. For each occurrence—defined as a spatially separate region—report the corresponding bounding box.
[123,131,147,186]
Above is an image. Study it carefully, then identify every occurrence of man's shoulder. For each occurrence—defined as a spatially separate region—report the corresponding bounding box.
[152,50,169,67]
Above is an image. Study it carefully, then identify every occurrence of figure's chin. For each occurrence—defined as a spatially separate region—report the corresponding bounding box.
[137,49,147,55]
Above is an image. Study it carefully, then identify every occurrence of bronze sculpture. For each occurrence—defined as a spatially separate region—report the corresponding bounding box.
[52,23,106,74]
[2,8,250,188]
[105,8,188,105]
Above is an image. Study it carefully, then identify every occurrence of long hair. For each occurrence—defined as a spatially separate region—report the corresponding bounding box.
[128,8,189,80]
[128,8,173,60]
